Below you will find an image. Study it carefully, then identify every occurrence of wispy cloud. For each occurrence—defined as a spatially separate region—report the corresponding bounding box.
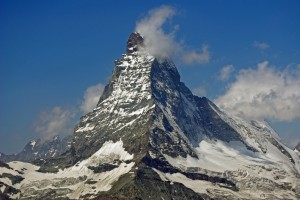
[80,83,105,114]
[253,41,270,51]
[34,106,75,142]
[192,86,207,97]
[135,5,210,65]
[34,82,105,142]
[215,61,300,121]
[135,5,179,59]
[218,65,234,81]
[182,45,210,64]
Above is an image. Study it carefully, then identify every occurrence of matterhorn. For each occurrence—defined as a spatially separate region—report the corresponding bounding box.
[0,32,299,200]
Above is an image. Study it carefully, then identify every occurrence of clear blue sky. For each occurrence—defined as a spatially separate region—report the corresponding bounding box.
[1,0,299,153]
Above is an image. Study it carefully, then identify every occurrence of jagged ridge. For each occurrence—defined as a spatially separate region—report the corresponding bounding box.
[0,135,72,163]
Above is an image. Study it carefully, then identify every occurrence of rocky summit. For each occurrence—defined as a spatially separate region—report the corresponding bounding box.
[0,32,299,200]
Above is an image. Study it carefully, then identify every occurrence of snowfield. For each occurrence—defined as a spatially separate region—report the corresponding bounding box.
[0,140,134,199]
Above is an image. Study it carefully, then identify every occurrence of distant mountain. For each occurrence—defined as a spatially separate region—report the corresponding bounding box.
[0,135,72,163]
[295,142,300,152]
[0,32,299,199]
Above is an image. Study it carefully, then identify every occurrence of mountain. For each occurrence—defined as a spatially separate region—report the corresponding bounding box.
[0,135,72,163]
[295,143,300,152]
[0,32,299,200]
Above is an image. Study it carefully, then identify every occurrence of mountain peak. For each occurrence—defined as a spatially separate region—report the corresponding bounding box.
[126,32,144,54]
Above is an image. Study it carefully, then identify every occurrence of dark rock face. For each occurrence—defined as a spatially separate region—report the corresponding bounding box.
[0,135,72,163]
[150,59,243,146]
[0,161,11,170]
[126,32,144,54]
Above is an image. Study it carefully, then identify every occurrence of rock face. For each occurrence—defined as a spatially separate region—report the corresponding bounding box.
[295,143,300,152]
[0,135,72,163]
[0,32,299,200]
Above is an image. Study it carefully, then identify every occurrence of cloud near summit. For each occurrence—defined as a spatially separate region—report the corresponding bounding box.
[135,5,210,65]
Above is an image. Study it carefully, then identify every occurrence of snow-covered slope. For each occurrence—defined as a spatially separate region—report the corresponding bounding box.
[0,140,134,199]
[156,105,300,199]
[0,32,299,199]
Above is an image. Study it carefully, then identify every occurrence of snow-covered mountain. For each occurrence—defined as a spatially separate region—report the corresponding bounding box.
[0,32,299,200]
[0,135,72,163]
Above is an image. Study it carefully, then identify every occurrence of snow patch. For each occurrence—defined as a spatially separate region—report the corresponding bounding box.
[76,123,95,132]
[30,140,36,148]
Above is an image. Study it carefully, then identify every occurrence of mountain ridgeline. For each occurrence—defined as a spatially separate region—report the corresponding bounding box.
[0,32,299,200]
[0,135,72,163]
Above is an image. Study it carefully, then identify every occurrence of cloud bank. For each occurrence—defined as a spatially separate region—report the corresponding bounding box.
[80,83,105,114]
[135,5,210,65]
[215,61,300,121]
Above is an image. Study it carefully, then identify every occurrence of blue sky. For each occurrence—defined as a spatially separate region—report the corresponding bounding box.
[1,0,299,153]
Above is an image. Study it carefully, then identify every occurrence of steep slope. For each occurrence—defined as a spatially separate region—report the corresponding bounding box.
[0,32,299,200]
[0,135,72,163]
[295,143,300,160]
[295,143,300,152]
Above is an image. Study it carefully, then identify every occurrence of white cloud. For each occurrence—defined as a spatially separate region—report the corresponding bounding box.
[80,83,105,114]
[34,106,75,142]
[253,41,270,50]
[33,82,105,142]
[192,86,207,97]
[182,45,210,64]
[218,65,234,81]
[215,61,300,121]
[135,5,210,65]
[135,5,179,59]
